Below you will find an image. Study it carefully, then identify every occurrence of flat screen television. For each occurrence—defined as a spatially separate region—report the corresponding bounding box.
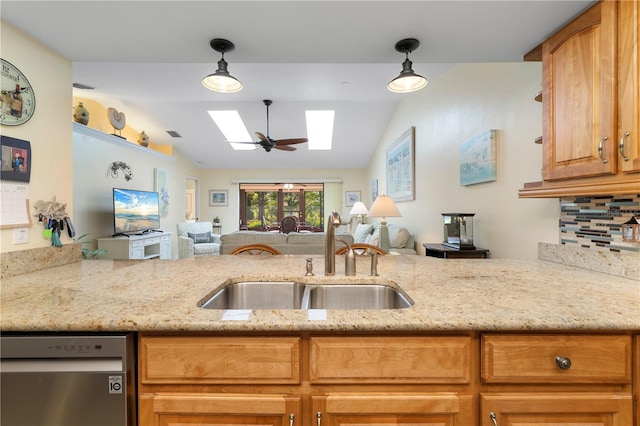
[112,188,161,236]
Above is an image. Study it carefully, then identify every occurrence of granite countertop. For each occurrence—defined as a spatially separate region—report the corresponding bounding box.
[1,255,638,333]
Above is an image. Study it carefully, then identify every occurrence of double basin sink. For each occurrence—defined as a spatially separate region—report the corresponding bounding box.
[199,280,413,310]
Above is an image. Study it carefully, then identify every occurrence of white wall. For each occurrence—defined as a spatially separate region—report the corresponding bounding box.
[0,21,73,253]
[367,63,559,258]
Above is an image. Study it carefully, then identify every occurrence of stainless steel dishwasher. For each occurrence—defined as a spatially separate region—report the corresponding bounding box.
[1,333,136,426]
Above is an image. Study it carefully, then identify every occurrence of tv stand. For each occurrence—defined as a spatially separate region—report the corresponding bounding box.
[97,232,172,260]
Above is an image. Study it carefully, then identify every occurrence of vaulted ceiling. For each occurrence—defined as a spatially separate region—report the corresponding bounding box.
[1,1,594,169]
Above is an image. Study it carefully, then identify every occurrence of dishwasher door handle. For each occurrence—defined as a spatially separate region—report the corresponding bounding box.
[1,358,123,372]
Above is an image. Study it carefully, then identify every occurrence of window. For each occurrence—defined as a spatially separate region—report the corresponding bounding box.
[239,183,324,231]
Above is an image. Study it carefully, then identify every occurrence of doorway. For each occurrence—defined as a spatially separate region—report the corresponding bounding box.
[184,176,199,221]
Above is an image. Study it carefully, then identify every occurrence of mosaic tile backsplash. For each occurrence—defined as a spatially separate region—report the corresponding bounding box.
[560,194,640,255]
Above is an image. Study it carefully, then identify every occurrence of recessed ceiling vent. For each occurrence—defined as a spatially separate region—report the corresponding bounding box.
[72,82,95,90]
[166,130,182,138]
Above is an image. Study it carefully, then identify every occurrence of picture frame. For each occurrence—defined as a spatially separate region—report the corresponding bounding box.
[345,190,361,207]
[386,126,415,202]
[459,129,497,186]
[209,189,228,207]
[371,178,378,202]
[154,168,170,216]
[1,135,31,182]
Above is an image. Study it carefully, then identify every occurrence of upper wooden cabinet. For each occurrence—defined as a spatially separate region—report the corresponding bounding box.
[520,0,640,198]
[619,0,640,174]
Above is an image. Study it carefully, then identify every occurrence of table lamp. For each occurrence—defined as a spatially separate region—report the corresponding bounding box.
[349,201,369,224]
[367,195,401,252]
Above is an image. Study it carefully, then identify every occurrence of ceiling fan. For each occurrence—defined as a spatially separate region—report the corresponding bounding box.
[235,99,308,152]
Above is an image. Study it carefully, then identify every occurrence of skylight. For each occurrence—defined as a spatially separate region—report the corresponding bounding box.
[208,110,256,151]
[306,110,334,150]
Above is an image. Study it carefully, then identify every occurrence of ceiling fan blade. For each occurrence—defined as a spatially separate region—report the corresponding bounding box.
[275,138,308,145]
[255,132,269,143]
[274,145,297,151]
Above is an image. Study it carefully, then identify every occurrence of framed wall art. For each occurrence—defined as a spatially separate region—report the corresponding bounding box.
[209,189,228,207]
[459,129,497,186]
[371,178,378,202]
[1,135,31,182]
[154,168,170,216]
[345,190,361,207]
[386,126,415,202]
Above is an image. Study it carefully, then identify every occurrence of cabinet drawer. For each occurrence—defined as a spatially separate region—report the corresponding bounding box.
[140,336,300,384]
[310,336,471,384]
[481,334,631,384]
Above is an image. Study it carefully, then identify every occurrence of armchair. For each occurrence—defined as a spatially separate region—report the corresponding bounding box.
[176,222,221,258]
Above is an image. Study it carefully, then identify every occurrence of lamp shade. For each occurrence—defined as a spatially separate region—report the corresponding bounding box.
[202,58,243,93]
[367,195,401,218]
[349,201,369,216]
[387,58,428,94]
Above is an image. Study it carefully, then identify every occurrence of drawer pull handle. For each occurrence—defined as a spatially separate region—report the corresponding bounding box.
[316,412,322,426]
[490,412,498,426]
[619,131,630,161]
[598,136,608,163]
[555,355,572,370]
[289,414,294,426]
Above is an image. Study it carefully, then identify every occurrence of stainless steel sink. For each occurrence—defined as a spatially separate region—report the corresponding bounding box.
[304,284,413,309]
[199,281,413,310]
[199,281,305,309]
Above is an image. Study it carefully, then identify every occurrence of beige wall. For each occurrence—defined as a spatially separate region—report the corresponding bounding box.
[0,21,73,253]
[367,63,559,258]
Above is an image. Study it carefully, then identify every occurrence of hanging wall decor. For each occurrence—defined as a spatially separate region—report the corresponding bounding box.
[459,129,497,186]
[154,168,169,216]
[386,126,415,202]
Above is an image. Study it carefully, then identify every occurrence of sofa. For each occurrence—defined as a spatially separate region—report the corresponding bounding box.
[220,231,354,255]
[352,222,417,255]
[176,222,221,258]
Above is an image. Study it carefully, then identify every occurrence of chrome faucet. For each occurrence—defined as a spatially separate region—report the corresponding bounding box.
[324,211,342,275]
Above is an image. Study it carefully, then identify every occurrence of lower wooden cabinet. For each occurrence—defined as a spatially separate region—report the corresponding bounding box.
[312,394,473,426]
[138,333,637,426]
[480,393,633,425]
[139,393,301,426]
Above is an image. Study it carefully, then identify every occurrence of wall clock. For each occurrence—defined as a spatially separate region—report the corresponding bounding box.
[1,59,36,126]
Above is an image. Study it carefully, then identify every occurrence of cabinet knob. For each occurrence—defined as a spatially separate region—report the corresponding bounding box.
[555,355,572,370]
[619,131,630,161]
[598,136,609,163]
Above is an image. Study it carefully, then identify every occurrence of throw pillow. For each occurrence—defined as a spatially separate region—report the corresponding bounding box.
[188,232,213,244]
[366,228,380,247]
[388,226,410,248]
[353,223,374,243]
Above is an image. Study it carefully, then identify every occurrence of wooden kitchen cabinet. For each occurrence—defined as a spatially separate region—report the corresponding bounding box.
[138,334,475,425]
[312,394,473,426]
[519,0,640,198]
[139,393,302,426]
[138,333,636,426]
[480,334,633,425]
[481,393,633,425]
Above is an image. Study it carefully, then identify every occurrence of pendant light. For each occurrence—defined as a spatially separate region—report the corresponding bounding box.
[202,38,243,93]
[387,38,428,94]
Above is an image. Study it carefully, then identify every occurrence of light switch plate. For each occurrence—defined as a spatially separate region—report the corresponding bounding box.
[13,227,29,244]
